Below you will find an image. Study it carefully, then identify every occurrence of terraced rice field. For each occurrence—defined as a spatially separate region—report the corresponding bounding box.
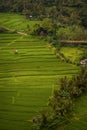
[0,33,79,130]
[0,13,40,31]
[64,93,87,130]
[59,47,83,63]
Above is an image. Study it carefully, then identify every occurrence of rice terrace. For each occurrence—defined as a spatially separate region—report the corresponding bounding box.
[0,1,87,130]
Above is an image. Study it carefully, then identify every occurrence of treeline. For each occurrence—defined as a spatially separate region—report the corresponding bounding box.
[33,66,87,130]
[0,0,87,27]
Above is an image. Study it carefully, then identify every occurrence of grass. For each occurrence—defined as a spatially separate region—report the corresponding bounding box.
[0,12,86,130]
[60,47,83,62]
[0,32,79,130]
[63,93,87,130]
[0,13,40,32]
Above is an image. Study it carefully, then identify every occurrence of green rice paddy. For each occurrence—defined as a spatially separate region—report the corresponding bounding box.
[0,33,79,130]
[0,12,87,130]
[59,47,83,63]
[0,13,40,31]
[64,93,87,130]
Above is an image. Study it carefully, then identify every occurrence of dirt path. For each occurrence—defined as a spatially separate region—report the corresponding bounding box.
[60,40,87,44]
[17,31,28,36]
[2,26,28,36]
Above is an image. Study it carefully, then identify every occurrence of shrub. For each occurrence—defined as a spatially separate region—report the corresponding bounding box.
[56,25,87,40]
[29,18,58,36]
[33,66,87,130]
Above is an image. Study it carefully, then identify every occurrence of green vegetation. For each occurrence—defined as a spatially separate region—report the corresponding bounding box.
[0,0,87,28]
[34,66,87,130]
[0,13,86,65]
[58,46,87,64]
[0,0,87,130]
[59,47,83,63]
[64,93,87,130]
[56,26,87,40]
[0,13,40,32]
[0,33,79,130]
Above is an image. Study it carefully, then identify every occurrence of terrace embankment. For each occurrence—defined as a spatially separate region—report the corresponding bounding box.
[0,33,79,130]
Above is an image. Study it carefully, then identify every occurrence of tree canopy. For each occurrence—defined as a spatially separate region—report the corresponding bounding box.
[0,0,87,27]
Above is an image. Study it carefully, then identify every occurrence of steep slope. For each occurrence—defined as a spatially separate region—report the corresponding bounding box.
[0,33,79,130]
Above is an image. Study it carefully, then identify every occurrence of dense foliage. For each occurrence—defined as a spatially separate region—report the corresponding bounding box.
[0,0,87,28]
[33,66,87,130]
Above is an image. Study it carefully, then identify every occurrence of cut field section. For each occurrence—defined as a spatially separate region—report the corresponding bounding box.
[0,33,79,130]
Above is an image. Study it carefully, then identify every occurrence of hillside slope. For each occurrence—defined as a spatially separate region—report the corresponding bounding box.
[0,33,79,130]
